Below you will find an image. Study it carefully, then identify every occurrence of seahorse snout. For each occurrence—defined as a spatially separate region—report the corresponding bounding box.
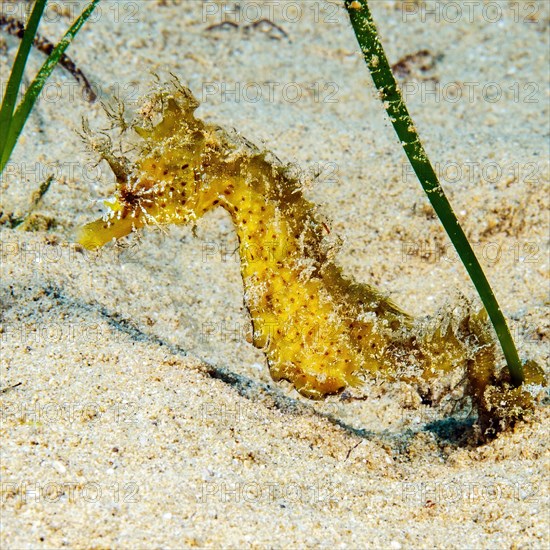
[77,197,140,250]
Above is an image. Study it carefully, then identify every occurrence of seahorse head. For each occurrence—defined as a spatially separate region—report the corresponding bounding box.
[77,82,223,250]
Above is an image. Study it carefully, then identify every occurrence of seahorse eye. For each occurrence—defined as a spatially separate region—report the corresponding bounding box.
[119,186,139,206]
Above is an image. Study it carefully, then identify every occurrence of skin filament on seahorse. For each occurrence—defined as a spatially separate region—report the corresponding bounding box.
[77,81,544,430]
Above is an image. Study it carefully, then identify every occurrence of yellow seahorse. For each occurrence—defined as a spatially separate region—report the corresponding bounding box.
[77,81,544,431]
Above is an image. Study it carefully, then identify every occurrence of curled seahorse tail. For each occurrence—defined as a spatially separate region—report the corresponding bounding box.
[462,308,547,436]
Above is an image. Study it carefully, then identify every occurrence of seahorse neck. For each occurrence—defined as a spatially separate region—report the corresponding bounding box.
[209,153,328,276]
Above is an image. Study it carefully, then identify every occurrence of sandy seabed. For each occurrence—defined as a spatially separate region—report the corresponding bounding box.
[0,1,549,548]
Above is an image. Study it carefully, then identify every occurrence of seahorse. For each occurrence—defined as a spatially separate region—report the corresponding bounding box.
[77,81,544,432]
